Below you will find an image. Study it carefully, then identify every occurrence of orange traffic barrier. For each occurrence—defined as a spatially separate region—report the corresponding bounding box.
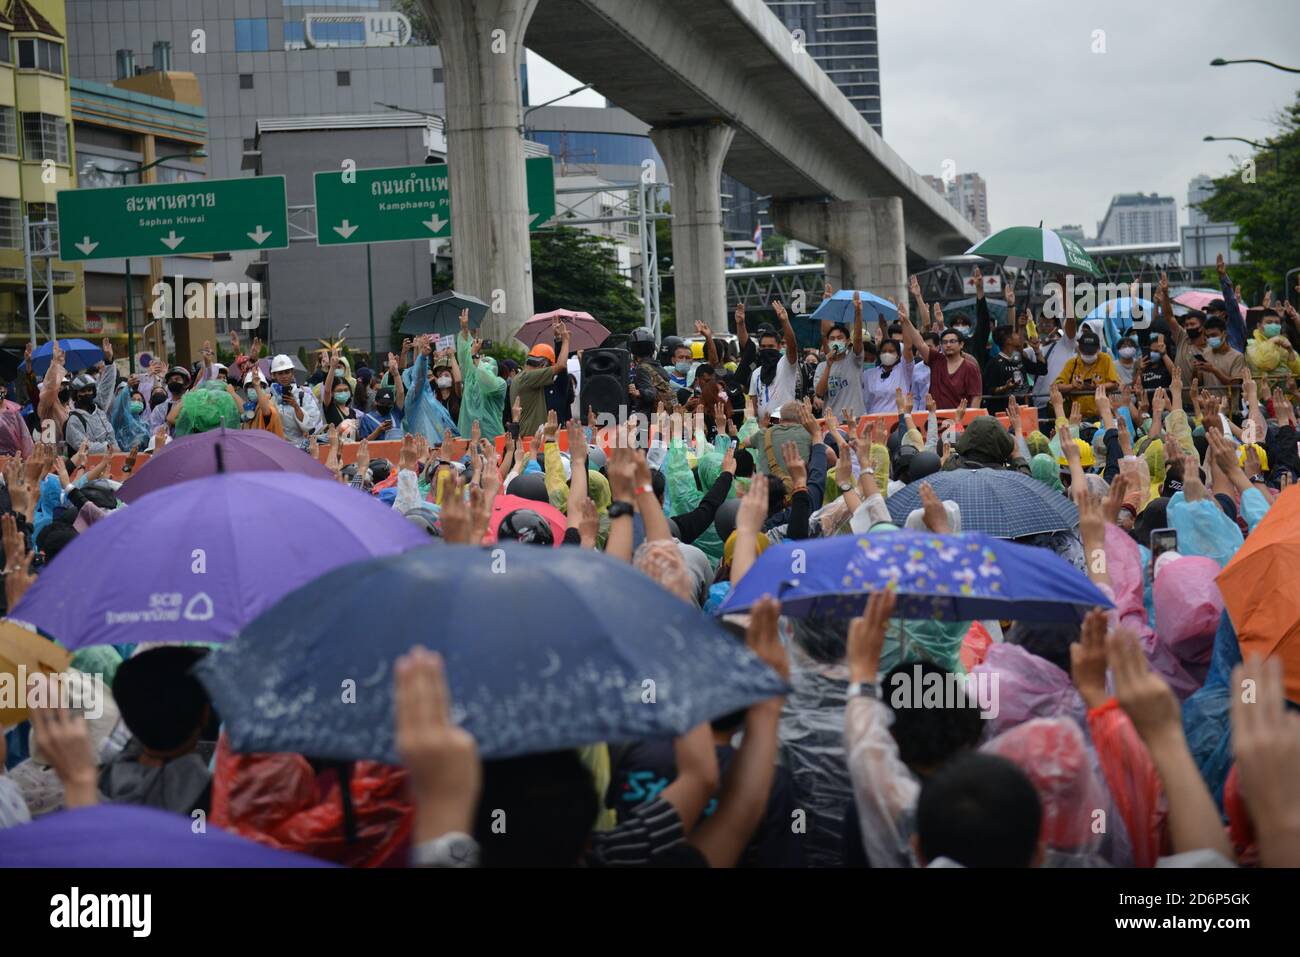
[89,406,1039,480]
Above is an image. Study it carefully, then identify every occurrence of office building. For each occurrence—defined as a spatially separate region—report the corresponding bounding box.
[922,171,990,237]
[247,111,451,359]
[0,0,85,347]
[1182,174,1239,269]
[65,1,443,186]
[1055,224,1087,244]
[1095,192,1178,246]
[764,0,881,135]
[71,72,211,363]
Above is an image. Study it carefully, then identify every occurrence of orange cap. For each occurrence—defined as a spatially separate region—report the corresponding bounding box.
[529,343,556,363]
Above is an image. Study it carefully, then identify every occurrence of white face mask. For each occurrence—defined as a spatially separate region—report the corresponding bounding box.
[1080,352,1099,365]
[879,352,899,367]
[436,375,453,389]
[1117,347,1137,360]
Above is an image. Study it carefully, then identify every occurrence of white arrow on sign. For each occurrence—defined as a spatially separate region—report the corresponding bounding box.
[333,220,358,239]
[160,230,185,250]
[74,236,98,255]
[247,225,272,245]
[529,213,543,226]
[423,214,448,234]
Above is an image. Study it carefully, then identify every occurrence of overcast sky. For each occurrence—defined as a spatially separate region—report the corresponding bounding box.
[526,0,1300,235]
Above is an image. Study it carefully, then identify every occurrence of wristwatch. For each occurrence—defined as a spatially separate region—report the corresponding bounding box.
[838,480,854,492]
[847,680,882,701]
[411,831,480,868]
[608,500,634,519]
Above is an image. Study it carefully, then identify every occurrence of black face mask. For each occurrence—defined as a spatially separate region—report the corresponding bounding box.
[57,388,70,404]
[167,380,186,395]
[376,400,394,414]
[758,348,782,384]
[74,393,96,411]
[151,392,167,407]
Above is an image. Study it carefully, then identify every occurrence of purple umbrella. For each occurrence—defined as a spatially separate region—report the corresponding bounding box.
[118,428,334,504]
[0,804,335,867]
[12,472,428,650]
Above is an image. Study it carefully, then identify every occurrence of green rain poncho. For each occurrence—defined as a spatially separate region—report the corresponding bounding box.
[174,382,241,436]
[1030,452,1065,493]
[665,435,730,565]
[456,331,506,440]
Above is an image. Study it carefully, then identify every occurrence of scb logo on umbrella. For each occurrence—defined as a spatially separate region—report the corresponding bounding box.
[105,591,214,625]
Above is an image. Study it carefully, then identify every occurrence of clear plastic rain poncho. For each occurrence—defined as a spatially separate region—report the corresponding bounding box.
[972,642,1086,741]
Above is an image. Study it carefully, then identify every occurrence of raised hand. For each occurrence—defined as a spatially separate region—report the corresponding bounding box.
[847,589,897,684]
[918,482,950,533]
[394,646,481,844]
[781,441,807,489]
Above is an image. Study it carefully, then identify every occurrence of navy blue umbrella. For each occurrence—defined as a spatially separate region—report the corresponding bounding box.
[30,338,104,377]
[885,469,1078,539]
[718,530,1111,623]
[196,543,788,763]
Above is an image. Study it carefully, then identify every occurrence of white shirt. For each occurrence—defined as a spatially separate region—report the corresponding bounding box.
[749,355,797,416]
[1033,333,1078,402]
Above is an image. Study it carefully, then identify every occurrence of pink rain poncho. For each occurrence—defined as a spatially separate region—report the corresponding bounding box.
[981,717,1109,865]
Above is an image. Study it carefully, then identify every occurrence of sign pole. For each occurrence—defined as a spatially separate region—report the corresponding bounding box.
[22,214,36,350]
[366,243,375,364]
[124,258,136,373]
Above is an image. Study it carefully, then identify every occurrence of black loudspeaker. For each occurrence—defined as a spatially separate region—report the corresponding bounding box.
[580,347,631,420]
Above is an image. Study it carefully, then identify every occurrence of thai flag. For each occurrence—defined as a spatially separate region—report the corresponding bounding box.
[752,221,764,261]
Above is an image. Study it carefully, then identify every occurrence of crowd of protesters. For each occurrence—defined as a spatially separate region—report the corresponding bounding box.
[0,251,1297,872]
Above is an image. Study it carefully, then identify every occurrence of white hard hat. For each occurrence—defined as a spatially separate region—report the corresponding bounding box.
[213,362,228,373]
[270,354,295,373]
[242,369,266,385]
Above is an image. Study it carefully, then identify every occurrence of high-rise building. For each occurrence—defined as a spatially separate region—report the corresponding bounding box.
[1055,224,1087,244]
[0,0,85,346]
[920,172,990,237]
[1095,192,1178,246]
[1187,174,1215,228]
[1182,174,1239,269]
[765,0,881,135]
[65,1,443,185]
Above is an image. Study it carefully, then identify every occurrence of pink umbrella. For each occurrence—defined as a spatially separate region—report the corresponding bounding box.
[1174,289,1248,321]
[515,309,611,351]
[486,493,567,546]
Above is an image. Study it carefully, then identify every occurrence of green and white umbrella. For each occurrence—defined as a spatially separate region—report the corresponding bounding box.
[965,226,1099,277]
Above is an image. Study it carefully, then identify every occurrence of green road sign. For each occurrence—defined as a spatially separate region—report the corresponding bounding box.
[56,176,289,261]
[313,156,556,247]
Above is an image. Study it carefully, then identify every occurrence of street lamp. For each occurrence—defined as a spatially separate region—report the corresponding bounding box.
[1210,56,1300,74]
[520,84,594,134]
[80,150,206,371]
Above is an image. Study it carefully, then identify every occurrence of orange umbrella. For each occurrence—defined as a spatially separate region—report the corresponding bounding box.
[0,620,72,725]
[1218,485,1300,702]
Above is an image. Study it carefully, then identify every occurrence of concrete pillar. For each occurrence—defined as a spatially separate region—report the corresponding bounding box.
[773,198,907,307]
[650,122,735,337]
[421,0,537,341]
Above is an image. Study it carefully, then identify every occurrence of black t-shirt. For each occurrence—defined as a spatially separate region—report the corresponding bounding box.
[1138,354,1173,394]
[323,399,359,428]
[607,737,805,868]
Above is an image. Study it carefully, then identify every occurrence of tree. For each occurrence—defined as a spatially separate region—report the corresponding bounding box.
[393,0,435,45]
[1198,92,1300,304]
[531,227,646,334]
[655,202,677,331]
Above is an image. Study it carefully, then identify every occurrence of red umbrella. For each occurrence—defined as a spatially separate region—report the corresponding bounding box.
[515,309,611,351]
[486,493,567,546]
